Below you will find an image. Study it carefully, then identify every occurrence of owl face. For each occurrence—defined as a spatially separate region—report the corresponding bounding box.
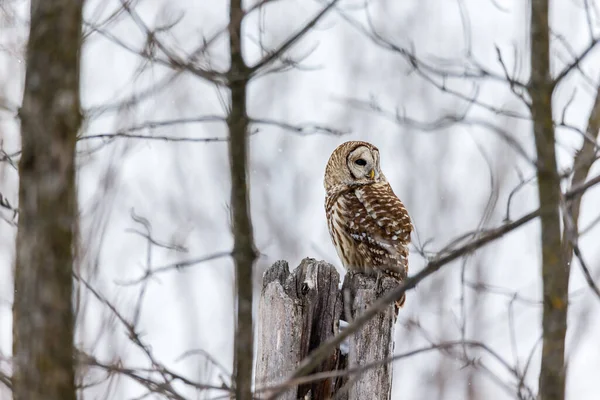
[324,141,386,194]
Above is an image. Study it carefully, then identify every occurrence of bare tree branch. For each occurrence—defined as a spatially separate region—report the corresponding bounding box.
[0,371,11,390]
[268,215,537,399]
[560,80,600,302]
[249,0,340,76]
[258,340,529,396]
[118,0,227,85]
[495,45,531,107]
[336,4,529,90]
[74,273,234,398]
[553,36,600,86]
[267,172,600,399]
[0,148,18,170]
[0,191,18,221]
[572,243,600,302]
[85,6,227,87]
[563,82,600,251]
[80,133,230,143]
[116,251,232,286]
[79,116,347,143]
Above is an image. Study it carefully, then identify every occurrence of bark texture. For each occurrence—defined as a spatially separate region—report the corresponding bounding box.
[529,1,568,399]
[255,259,343,399]
[227,1,257,399]
[255,259,396,400]
[341,273,396,400]
[13,1,83,399]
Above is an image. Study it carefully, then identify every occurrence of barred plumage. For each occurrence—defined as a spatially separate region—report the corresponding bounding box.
[324,141,412,311]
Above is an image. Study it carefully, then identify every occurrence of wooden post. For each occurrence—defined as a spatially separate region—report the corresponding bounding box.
[255,259,343,399]
[341,273,396,400]
[255,259,397,400]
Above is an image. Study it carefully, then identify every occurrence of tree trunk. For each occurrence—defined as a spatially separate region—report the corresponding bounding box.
[12,1,83,399]
[227,1,257,399]
[529,1,569,399]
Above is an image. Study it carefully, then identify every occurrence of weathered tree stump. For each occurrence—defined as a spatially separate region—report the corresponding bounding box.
[340,272,396,400]
[254,258,397,400]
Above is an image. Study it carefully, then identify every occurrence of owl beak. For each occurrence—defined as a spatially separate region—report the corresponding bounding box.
[369,169,375,179]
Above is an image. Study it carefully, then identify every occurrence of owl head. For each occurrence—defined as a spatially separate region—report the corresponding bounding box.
[324,141,386,194]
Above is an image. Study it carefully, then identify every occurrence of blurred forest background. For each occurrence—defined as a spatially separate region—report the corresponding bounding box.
[1,0,600,399]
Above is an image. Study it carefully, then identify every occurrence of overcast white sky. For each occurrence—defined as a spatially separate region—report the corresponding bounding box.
[1,0,600,399]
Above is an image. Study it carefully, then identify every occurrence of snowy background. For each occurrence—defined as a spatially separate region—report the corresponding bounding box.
[1,0,600,399]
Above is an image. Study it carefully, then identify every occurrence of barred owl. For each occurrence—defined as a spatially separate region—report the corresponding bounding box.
[324,141,412,310]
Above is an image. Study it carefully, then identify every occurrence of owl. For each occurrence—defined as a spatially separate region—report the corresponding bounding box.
[324,141,412,311]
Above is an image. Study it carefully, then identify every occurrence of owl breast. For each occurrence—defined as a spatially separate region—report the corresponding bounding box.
[325,183,412,280]
[326,190,367,272]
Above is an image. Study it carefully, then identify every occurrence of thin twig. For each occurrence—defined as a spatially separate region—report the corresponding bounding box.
[116,251,232,285]
[249,0,340,75]
[572,244,600,302]
[553,36,600,86]
[259,340,527,396]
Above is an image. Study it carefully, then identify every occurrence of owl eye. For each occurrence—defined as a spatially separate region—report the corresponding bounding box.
[354,158,367,166]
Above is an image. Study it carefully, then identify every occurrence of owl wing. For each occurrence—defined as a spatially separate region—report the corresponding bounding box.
[344,183,412,279]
